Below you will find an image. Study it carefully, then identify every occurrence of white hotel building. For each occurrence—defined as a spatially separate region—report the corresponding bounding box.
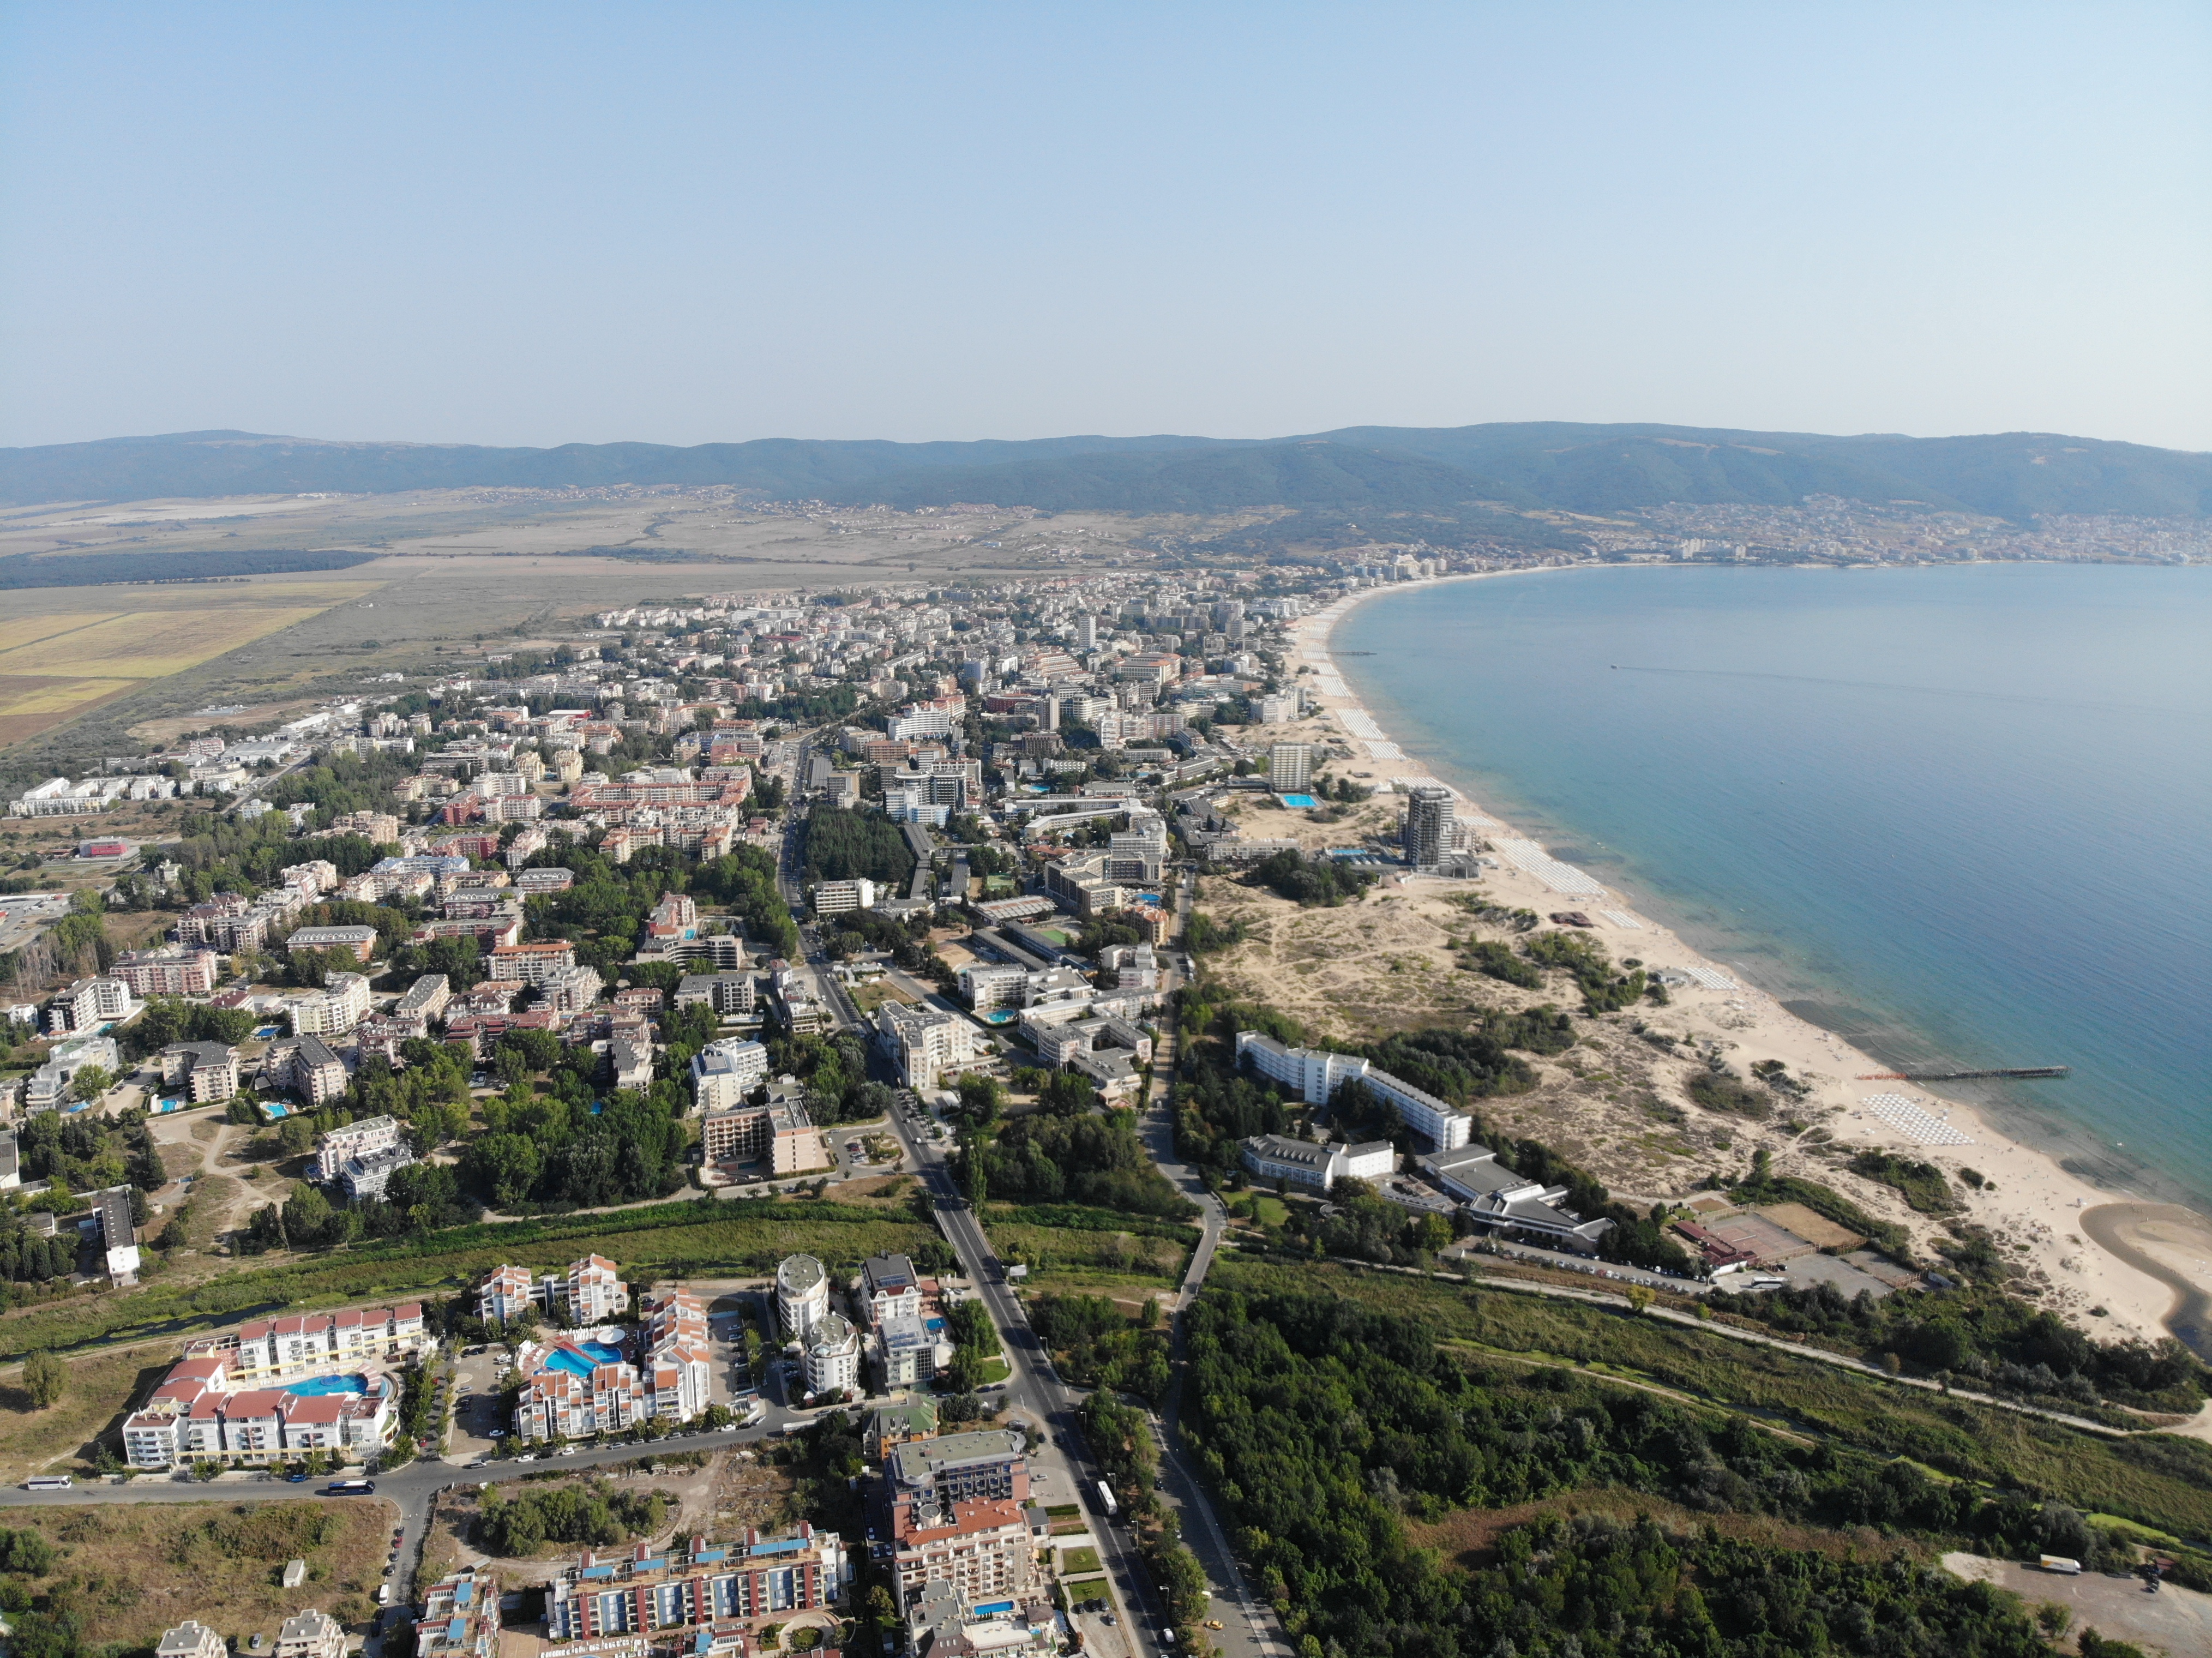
[1235,1030,1473,1152]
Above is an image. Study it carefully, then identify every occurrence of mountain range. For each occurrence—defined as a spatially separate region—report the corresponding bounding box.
[4,423,2207,522]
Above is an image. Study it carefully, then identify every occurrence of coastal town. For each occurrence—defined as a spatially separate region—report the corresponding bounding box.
[0,552,2204,1658]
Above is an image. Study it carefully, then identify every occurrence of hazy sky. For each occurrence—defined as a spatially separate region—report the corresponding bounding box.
[3,3,2207,452]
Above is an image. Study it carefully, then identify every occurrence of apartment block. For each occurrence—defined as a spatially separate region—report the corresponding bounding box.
[312,1114,407,1181]
[690,1038,769,1110]
[674,971,755,1016]
[159,1041,240,1104]
[45,975,138,1036]
[490,940,578,983]
[285,924,380,963]
[289,971,372,1037]
[545,1529,846,1642]
[112,947,221,997]
[479,1263,535,1323]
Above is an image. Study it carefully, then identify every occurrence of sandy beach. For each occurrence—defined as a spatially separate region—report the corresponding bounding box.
[1284,573,2211,1356]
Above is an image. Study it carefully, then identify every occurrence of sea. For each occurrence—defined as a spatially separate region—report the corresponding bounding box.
[1332,562,2212,1212]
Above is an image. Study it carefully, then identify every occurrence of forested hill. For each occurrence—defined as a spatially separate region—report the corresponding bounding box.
[5,423,2206,521]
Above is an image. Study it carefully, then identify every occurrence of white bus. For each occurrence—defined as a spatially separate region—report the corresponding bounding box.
[23,1477,72,1491]
[1094,1480,1118,1519]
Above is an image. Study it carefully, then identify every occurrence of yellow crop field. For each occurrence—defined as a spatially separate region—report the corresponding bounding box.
[0,612,122,652]
[0,606,325,678]
[0,677,136,716]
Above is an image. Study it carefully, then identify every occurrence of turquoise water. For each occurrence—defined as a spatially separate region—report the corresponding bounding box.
[546,1341,626,1377]
[1334,564,2212,1210]
[286,1374,366,1396]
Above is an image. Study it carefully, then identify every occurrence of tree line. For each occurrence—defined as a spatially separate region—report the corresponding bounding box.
[1183,1287,2130,1658]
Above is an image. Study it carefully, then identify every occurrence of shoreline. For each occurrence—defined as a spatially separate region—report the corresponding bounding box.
[1288,572,2212,1358]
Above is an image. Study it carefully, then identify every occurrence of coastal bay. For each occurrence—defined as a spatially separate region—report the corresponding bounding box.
[1296,562,2212,1358]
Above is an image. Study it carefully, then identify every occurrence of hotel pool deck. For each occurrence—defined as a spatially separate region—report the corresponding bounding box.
[545,1340,627,1377]
[286,1374,369,1397]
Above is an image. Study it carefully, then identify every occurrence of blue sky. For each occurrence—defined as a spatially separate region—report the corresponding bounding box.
[3,3,2206,450]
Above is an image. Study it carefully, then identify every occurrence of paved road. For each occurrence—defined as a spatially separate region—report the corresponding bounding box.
[775,736,1177,1653]
[1138,994,1287,1658]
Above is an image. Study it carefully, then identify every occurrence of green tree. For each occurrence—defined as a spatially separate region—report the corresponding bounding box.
[21,1351,66,1410]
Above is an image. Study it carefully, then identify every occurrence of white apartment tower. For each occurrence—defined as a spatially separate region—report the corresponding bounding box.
[1403,785,1454,869]
[1269,742,1314,794]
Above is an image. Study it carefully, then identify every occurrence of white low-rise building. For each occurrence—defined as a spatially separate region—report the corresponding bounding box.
[1420,1143,1615,1254]
[1240,1133,1396,1192]
[1235,1030,1472,1151]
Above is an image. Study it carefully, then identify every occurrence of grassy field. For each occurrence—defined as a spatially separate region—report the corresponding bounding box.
[16,1498,395,1646]
[0,1345,177,1481]
[0,1197,940,1366]
[1209,1255,2212,1545]
[1058,1546,1102,1576]
[1407,1486,1904,1572]
[986,1222,1189,1282]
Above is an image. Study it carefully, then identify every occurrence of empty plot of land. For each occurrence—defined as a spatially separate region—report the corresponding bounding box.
[0,676,143,746]
[1752,1202,1862,1252]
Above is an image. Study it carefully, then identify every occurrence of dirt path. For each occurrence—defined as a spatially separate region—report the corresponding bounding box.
[1439,1338,1818,1445]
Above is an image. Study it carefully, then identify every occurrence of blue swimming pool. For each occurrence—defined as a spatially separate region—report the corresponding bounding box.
[925,1317,946,1333]
[545,1341,626,1377]
[287,1374,368,1397]
[1279,793,1318,808]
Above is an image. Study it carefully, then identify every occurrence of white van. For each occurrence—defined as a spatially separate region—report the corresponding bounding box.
[22,1476,71,1491]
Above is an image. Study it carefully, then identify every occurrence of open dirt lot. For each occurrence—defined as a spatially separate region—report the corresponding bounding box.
[1945,1553,2212,1657]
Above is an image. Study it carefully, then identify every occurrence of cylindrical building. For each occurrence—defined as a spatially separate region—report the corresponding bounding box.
[776,1253,828,1341]
[802,1311,862,1398]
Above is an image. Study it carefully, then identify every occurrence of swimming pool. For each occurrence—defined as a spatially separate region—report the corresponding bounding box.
[253,1025,282,1038]
[287,1374,368,1397]
[925,1317,946,1333]
[544,1341,626,1377]
[1279,793,1319,808]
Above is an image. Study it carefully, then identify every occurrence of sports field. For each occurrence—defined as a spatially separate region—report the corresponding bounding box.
[0,586,373,748]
